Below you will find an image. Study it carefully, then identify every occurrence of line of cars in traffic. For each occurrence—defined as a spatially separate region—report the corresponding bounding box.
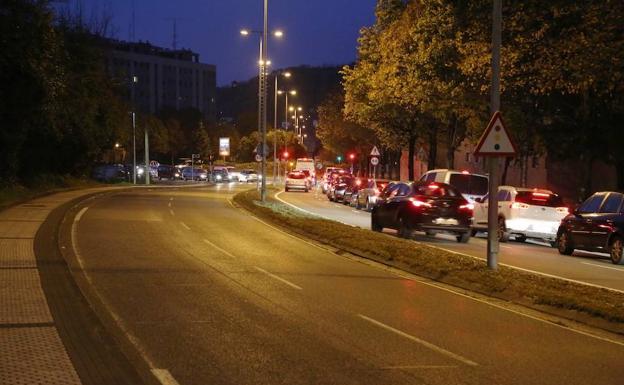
[91,163,261,184]
[298,167,624,264]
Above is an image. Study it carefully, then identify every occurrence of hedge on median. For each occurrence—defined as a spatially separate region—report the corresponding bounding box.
[234,188,624,334]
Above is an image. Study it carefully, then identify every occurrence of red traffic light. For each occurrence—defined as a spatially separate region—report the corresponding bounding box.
[349,153,356,160]
[283,151,289,158]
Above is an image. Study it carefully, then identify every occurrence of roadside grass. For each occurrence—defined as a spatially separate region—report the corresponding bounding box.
[235,188,624,333]
[0,175,112,211]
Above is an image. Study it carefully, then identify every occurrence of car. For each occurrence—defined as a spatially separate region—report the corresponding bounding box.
[472,187,569,245]
[321,168,346,193]
[181,167,208,181]
[356,179,391,211]
[239,169,259,183]
[343,177,367,206]
[225,167,241,182]
[295,158,317,184]
[557,191,624,264]
[371,181,473,242]
[285,171,309,192]
[157,165,179,180]
[327,175,353,202]
[92,164,127,182]
[420,169,488,203]
[211,168,228,183]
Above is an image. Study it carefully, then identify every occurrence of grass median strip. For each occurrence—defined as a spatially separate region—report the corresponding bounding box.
[234,188,624,334]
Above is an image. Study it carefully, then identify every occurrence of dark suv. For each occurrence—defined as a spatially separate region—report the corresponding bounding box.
[557,191,624,264]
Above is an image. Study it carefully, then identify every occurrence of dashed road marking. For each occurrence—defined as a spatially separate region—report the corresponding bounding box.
[152,369,181,385]
[254,266,303,290]
[169,209,175,216]
[180,222,191,230]
[203,239,237,259]
[358,314,478,366]
[168,202,172,208]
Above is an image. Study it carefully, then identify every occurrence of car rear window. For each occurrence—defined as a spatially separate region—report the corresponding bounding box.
[514,191,563,207]
[449,174,488,195]
[288,173,306,179]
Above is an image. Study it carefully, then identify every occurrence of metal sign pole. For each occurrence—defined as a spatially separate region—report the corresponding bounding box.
[486,0,502,269]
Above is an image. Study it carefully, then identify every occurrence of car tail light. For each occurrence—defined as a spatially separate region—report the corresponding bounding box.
[459,203,474,211]
[410,198,431,208]
[356,179,362,186]
[511,202,530,209]
[427,183,439,189]
[556,207,569,214]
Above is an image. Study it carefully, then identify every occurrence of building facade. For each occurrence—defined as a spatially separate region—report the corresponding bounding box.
[103,39,217,121]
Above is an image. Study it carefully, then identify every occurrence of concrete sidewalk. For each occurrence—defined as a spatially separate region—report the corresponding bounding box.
[0,187,124,385]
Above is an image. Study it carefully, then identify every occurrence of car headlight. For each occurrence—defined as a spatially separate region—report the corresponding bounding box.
[137,168,144,175]
[216,175,222,180]
[174,173,180,177]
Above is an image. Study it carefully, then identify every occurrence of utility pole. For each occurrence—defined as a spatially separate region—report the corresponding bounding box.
[273,75,278,185]
[131,75,138,185]
[487,0,502,269]
[260,0,268,201]
[144,127,150,185]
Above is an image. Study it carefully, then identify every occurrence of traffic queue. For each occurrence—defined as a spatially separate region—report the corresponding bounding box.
[285,166,624,265]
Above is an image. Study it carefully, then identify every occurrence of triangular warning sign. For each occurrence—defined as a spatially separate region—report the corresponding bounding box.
[370,146,381,156]
[474,111,517,157]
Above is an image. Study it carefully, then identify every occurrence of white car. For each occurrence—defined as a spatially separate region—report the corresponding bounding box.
[420,169,489,203]
[472,186,569,245]
[285,171,309,192]
[238,169,259,183]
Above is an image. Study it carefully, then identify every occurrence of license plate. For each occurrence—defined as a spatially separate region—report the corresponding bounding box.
[433,218,458,225]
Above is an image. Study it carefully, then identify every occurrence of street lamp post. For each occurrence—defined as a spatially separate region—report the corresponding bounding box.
[274,72,291,184]
[131,75,138,184]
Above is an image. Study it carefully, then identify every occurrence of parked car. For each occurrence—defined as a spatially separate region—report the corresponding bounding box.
[328,176,353,202]
[92,164,127,183]
[420,169,488,203]
[371,181,473,242]
[295,158,317,184]
[285,171,309,192]
[157,165,179,180]
[239,169,259,183]
[356,179,391,211]
[472,187,569,245]
[557,191,624,264]
[181,167,208,181]
[321,168,346,193]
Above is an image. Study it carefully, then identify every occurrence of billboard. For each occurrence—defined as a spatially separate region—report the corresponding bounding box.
[219,137,230,156]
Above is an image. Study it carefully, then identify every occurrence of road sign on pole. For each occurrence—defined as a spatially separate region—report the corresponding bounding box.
[370,146,381,157]
[370,157,379,166]
[474,111,517,157]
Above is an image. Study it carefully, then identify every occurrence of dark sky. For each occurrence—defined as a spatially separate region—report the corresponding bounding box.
[76,0,377,86]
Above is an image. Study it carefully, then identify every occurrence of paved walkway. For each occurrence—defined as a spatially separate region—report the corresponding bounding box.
[0,187,119,385]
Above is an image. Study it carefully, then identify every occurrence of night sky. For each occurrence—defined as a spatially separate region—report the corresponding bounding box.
[76,0,377,86]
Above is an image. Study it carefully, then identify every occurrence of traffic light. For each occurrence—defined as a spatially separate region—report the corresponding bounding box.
[337,155,343,162]
[283,150,289,159]
[349,153,356,161]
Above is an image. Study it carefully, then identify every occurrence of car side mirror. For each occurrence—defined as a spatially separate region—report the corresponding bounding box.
[475,197,483,203]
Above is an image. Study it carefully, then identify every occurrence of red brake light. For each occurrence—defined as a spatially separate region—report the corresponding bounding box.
[410,198,431,208]
[532,192,550,198]
[461,170,470,175]
[356,179,362,186]
[427,184,439,189]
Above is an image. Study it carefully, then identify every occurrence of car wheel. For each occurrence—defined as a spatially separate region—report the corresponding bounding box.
[515,235,527,243]
[610,236,624,265]
[355,199,361,210]
[397,217,413,239]
[285,187,289,192]
[371,214,382,232]
[557,231,574,255]
[304,188,309,193]
[549,241,557,248]
[470,229,478,237]
[365,198,372,212]
[425,230,436,238]
[498,217,509,242]
[457,232,470,243]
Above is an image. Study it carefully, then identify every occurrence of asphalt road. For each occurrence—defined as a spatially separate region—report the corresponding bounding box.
[71,184,624,385]
[276,188,624,292]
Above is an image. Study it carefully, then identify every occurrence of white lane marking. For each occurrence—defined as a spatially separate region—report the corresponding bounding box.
[381,365,457,370]
[168,202,172,208]
[233,192,624,347]
[180,221,191,230]
[151,369,181,385]
[169,197,174,201]
[169,209,175,216]
[254,266,303,290]
[275,191,326,218]
[582,262,624,272]
[500,245,512,249]
[74,207,88,222]
[358,314,478,367]
[203,239,236,259]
